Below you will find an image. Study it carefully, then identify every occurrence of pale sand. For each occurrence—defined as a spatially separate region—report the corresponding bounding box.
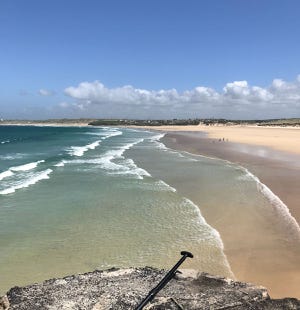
[136,124,300,155]
[157,129,300,299]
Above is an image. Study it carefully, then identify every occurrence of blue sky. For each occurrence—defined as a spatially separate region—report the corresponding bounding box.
[1,0,300,119]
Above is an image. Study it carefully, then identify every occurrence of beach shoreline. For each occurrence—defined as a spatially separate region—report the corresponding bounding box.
[131,124,300,154]
[161,131,300,224]
[134,124,300,220]
[2,123,299,297]
[147,125,300,298]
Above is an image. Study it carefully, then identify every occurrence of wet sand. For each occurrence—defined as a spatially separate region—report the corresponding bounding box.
[163,131,300,224]
[161,131,300,298]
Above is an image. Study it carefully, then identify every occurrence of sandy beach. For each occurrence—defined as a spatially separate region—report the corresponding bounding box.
[2,122,299,297]
[138,124,300,298]
[140,124,300,154]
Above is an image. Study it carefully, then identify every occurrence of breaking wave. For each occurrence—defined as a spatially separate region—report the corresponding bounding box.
[0,169,53,195]
[54,161,65,167]
[242,167,300,239]
[0,160,45,183]
[1,140,10,144]
[181,198,235,278]
[65,138,150,179]
[67,130,123,157]
[10,160,45,172]
[0,170,14,181]
[156,180,177,192]
[68,140,102,157]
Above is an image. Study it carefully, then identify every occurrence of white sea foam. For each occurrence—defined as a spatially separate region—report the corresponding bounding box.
[0,153,26,160]
[1,140,10,144]
[126,128,151,133]
[68,140,102,157]
[149,134,193,161]
[242,168,300,239]
[111,158,151,179]
[86,129,123,139]
[106,139,144,158]
[101,130,123,139]
[10,160,45,172]
[149,133,166,141]
[93,139,149,179]
[0,169,53,195]
[0,170,14,181]
[156,180,177,192]
[148,133,168,150]
[65,138,149,179]
[67,130,122,157]
[148,133,186,157]
[141,180,177,192]
[182,197,235,278]
[54,160,65,167]
[237,173,253,181]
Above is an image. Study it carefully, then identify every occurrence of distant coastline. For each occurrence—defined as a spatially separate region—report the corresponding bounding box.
[1,117,300,127]
[0,119,92,127]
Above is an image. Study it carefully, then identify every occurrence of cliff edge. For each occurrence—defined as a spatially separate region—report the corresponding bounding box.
[1,267,299,309]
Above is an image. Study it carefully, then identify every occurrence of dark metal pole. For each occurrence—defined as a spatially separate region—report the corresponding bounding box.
[135,251,193,310]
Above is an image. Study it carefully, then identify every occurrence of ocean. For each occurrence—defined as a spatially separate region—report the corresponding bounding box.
[0,125,299,294]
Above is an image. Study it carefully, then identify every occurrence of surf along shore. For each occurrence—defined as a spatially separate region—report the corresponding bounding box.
[136,124,300,299]
[2,122,299,298]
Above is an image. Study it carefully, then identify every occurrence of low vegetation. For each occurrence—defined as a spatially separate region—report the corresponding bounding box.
[89,118,300,127]
[88,119,201,126]
[1,118,299,127]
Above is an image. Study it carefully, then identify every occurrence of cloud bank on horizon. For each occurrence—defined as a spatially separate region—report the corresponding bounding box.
[62,75,300,119]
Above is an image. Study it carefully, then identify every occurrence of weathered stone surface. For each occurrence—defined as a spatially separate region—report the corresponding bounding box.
[1,268,299,309]
[0,296,9,310]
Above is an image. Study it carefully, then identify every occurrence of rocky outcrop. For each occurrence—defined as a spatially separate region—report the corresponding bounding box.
[1,268,299,309]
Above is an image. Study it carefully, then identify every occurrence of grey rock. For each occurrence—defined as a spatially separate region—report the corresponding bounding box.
[1,268,299,309]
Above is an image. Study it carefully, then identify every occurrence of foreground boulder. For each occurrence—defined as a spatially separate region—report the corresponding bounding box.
[1,267,299,309]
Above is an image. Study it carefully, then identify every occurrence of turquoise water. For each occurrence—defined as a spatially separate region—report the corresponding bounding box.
[0,126,299,294]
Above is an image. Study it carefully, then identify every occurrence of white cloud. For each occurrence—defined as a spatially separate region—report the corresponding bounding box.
[65,81,182,106]
[59,102,71,108]
[63,76,300,119]
[272,79,287,90]
[39,89,54,96]
[223,81,250,98]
